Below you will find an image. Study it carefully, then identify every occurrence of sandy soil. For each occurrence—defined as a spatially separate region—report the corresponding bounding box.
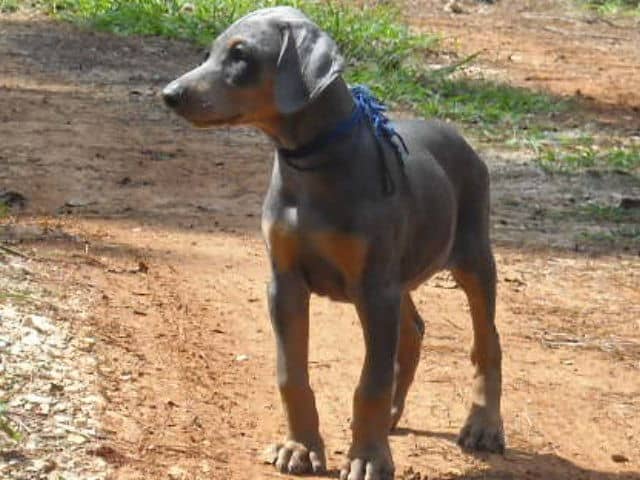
[1,5,639,480]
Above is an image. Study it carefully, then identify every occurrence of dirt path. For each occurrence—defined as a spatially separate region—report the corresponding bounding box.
[1,9,639,480]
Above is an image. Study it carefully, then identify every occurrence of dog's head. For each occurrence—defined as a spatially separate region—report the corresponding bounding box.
[161,7,344,129]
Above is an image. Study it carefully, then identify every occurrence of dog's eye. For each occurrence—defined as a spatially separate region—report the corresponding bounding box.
[224,42,258,87]
[229,43,248,62]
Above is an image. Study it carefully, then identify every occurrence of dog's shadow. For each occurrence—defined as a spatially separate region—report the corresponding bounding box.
[387,427,639,480]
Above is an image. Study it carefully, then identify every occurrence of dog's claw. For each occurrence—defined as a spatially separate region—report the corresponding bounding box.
[457,405,505,454]
[340,444,394,480]
[263,440,326,475]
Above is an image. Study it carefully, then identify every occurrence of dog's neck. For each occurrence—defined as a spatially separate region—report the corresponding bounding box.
[266,78,356,151]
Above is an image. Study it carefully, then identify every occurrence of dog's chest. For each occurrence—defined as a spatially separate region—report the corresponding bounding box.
[262,207,368,300]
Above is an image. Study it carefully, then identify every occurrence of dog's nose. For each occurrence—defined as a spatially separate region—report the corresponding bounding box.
[162,81,184,108]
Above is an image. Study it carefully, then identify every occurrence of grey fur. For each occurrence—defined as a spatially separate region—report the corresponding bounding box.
[162,7,504,480]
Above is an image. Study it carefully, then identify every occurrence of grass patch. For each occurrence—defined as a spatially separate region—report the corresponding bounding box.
[552,202,640,250]
[0,0,20,12]
[0,402,21,442]
[0,291,34,303]
[578,225,640,246]
[573,204,640,223]
[36,0,436,73]
[537,145,640,174]
[27,0,562,135]
[579,0,640,15]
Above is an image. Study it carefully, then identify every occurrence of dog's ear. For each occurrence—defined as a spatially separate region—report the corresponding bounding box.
[275,22,344,115]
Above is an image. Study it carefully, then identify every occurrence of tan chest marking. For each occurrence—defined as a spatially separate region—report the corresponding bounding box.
[308,232,368,284]
[263,215,368,283]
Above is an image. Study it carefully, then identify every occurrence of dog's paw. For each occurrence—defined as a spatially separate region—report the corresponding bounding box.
[263,440,326,475]
[457,404,505,454]
[340,443,394,480]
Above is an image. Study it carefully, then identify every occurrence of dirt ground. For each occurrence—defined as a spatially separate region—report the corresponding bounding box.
[409,0,640,117]
[1,3,639,480]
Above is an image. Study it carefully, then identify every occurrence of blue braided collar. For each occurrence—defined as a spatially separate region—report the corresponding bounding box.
[278,85,408,165]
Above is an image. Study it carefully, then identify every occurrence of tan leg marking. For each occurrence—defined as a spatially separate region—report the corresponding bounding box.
[451,265,504,453]
[263,220,300,272]
[391,294,423,430]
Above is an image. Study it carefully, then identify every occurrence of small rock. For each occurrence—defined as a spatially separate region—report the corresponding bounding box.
[612,454,629,463]
[25,314,54,334]
[54,414,73,424]
[0,190,27,208]
[24,394,53,405]
[33,458,57,473]
[67,433,88,444]
[78,337,96,352]
[50,383,65,394]
[168,465,186,479]
[21,329,43,346]
[235,354,249,362]
[64,198,91,208]
[444,0,466,13]
[620,197,640,210]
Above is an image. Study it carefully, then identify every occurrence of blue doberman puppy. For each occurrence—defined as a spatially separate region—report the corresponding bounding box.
[162,7,503,480]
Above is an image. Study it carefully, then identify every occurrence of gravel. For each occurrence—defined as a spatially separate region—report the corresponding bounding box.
[0,254,110,480]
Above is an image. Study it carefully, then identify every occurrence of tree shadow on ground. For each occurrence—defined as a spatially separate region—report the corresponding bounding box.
[393,428,639,480]
[1,15,639,257]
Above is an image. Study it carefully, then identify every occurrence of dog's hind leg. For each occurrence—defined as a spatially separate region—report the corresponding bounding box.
[390,294,424,430]
[451,244,504,453]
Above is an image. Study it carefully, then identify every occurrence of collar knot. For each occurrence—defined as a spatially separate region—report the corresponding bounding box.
[279,85,408,163]
[279,86,408,195]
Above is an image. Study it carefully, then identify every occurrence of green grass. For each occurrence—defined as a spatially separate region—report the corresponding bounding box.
[574,204,640,223]
[0,291,34,302]
[24,0,562,135]
[551,202,640,249]
[579,0,640,15]
[537,145,640,174]
[37,0,436,73]
[0,0,20,12]
[0,402,21,442]
[578,225,640,245]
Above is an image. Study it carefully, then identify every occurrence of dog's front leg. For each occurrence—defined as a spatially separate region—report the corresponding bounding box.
[342,287,401,480]
[264,271,326,475]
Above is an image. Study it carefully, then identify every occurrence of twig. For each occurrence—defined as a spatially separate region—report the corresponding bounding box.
[442,316,463,331]
[0,244,30,259]
[542,26,624,41]
[520,13,583,23]
[56,423,105,439]
[6,412,31,434]
[430,50,483,78]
